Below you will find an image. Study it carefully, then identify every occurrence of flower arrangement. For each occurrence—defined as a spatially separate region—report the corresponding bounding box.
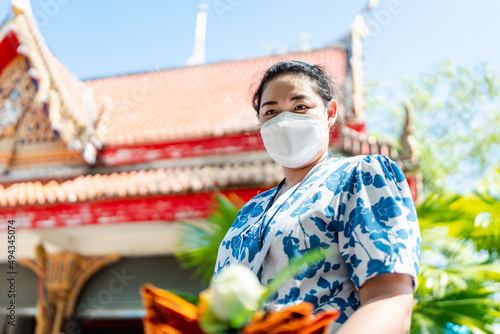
[141,249,340,334]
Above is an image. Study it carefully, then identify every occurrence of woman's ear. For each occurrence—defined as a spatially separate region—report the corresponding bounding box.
[327,100,338,127]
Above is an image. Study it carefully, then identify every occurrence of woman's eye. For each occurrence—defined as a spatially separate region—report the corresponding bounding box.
[294,105,307,110]
[265,109,278,115]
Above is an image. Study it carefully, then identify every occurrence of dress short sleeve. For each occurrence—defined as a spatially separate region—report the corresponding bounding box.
[337,155,421,290]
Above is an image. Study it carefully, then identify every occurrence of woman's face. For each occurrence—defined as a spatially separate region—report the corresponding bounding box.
[258,74,338,169]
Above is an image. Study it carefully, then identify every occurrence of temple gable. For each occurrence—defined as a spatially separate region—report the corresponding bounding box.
[0,55,85,175]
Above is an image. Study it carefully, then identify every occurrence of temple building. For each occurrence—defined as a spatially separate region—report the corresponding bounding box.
[0,1,419,333]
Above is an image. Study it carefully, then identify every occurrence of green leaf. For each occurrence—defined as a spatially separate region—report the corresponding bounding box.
[413,284,500,334]
[259,248,334,307]
[175,194,242,283]
[413,187,500,334]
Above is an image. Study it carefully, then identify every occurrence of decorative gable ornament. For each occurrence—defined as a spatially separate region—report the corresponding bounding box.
[0,0,101,175]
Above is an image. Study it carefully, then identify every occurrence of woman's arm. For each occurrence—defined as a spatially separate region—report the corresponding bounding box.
[336,273,414,334]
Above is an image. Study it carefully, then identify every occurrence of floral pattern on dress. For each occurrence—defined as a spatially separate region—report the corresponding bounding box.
[214,155,421,333]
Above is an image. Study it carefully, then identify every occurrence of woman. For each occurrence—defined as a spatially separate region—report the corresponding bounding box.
[214,60,421,333]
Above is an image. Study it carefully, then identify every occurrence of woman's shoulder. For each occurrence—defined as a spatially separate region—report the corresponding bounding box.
[229,187,277,230]
[328,154,406,182]
[319,155,408,198]
[330,154,398,167]
[236,187,277,214]
[248,187,277,202]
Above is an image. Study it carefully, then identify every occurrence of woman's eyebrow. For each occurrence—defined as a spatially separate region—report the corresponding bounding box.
[291,94,310,101]
[261,100,277,108]
[260,94,311,108]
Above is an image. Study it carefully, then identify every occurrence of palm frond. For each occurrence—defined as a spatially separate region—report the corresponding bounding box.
[175,194,242,284]
[417,192,500,253]
[413,284,500,334]
[414,189,500,333]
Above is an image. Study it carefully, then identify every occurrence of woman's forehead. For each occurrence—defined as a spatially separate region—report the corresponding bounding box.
[262,74,318,100]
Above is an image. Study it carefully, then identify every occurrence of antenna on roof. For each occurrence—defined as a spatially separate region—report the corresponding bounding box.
[11,0,33,16]
[348,1,375,123]
[366,0,378,11]
[186,3,209,66]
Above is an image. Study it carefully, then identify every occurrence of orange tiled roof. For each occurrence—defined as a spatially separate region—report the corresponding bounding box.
[0,160,283,207]
[86,48,347,147]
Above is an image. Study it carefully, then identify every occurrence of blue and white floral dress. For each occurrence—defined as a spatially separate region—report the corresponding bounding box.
[214,155,421,333]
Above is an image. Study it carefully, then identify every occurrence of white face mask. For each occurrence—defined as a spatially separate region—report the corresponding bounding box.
[260,110,328,168]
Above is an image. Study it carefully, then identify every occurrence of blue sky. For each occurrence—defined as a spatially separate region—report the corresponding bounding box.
[1,0,499,81]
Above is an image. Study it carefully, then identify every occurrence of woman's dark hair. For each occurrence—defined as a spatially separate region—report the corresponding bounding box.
[252,60,341,114]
